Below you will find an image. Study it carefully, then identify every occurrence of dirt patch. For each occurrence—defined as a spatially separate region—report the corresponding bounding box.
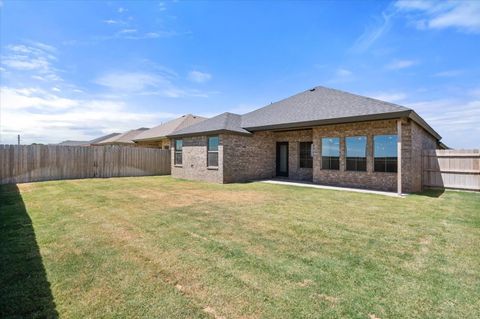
[298,279,313,287]
[313,293,338,305]
[368,314,381,319]
[203,306,225,319]
[17,183,36,193]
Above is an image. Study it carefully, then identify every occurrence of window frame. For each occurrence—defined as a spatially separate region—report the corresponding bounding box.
[174,139,183,166]
[321,137,340,170]
[373,135,398,173]
[345,136,367,172]
[299,141,313,169]
[207,135,219,168]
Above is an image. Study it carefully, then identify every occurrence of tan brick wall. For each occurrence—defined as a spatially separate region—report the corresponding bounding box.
[273,130,313,181]
[223,132,276,183]
[410,121,438,192]
[171,135,223,183]
[170,119,438,192]
[312,120,401,191]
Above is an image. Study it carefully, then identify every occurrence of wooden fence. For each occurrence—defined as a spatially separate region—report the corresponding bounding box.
[423,149,480,191]
[0,144,171,185]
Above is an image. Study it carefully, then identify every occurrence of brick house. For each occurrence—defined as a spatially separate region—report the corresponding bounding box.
[133,114,206,149]
[167,86,443,193]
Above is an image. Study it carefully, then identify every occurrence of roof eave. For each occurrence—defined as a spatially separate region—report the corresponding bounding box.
[132,136,169,142]
[167,129,252,138]
[408,111,442,140]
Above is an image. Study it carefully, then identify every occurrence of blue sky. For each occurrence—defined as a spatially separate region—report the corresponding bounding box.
[0,0,479,148]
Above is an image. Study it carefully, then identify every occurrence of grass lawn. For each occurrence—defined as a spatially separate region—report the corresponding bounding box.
[1,176,479,319]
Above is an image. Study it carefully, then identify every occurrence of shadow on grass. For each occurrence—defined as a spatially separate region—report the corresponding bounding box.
[0,184,58,318]
[415,187,446,198]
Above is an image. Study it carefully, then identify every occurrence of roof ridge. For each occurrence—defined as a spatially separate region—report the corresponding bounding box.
[313,85,411,111]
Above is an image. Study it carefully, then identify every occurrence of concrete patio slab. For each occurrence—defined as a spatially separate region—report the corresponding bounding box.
[261,179,405,197]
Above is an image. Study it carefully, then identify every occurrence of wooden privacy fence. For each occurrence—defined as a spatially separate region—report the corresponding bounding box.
[423,149,480,191]
[0,144,171,185]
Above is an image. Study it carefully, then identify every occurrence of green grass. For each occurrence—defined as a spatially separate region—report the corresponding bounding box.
[1,176,479,319]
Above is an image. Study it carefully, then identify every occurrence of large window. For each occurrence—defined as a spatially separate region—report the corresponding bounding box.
[207,136,219,167]
[174,139,183,165]
[374,135,397,172]
[299,142,313,168]
[346,136,367,171]
[321,137,340,170]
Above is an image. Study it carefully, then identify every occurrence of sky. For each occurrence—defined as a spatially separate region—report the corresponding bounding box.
[0,0,479,148]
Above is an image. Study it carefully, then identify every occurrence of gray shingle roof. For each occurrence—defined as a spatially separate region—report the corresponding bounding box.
[241,86,412,130]
[168,112,250,137]
[164,86,440,140]
[96,128,149,145]
[58,133,121,146]
[133,114,206,142]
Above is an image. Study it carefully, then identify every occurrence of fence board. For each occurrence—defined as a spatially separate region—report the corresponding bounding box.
[423,149,480,191]
[0,145,170,185]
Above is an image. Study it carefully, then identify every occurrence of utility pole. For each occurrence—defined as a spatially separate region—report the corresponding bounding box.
[18,134,20,146]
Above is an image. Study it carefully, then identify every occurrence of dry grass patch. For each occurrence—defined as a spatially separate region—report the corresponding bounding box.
[1,176,479,319]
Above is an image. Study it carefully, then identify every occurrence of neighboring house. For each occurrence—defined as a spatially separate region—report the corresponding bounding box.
[167,86,444,193]
[133,114,206,149]
[58,133,121,146]
[94,128,149,146]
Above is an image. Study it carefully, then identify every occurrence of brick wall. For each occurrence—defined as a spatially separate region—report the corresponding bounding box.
[223,132,275,183]
[273,130,313,181]
[312,120,400,191]
[171,135,223,183]
[170,118,438,192]
[410,121,438,192]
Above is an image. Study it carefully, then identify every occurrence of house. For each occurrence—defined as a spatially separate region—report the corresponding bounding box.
[58,132,121,146]
[133,114,206,149]
[94,128,149,146]
[167,86,443,193]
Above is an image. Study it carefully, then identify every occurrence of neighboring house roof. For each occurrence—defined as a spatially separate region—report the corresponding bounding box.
[133,114,207,142]
[241,86,440,139]
[168,112,250,137]
[58,140,90,146]
[58,133,121,146]
[96,128,149,145]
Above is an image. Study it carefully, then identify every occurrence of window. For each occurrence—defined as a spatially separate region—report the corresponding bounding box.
[346,136,367,171]
[299,142,313,168]
[174,139,183,165]
[321,137,340,170]
[207,136,219,167]
[374,135,397,172]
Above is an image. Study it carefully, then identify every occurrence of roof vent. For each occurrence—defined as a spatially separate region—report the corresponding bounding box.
[309,88,316,92]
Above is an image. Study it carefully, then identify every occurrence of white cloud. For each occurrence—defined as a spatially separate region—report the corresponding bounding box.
[350,9,396,53]
[386,59,418,70]
[119,28,137,34]
[336,68,352,77]
[94,70,212,98]
[158,2,167,11]
[187,70,212,83]
[433,69,464,77]
[406,98,480,148]
[1,42,62,82]
[0,86,180,144]
[351,1,480,54]
[94,71,168,92]
[395,0,480,33]
[117,7,127,13]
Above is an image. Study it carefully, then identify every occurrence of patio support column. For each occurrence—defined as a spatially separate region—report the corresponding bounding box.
[397,119,402,195]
